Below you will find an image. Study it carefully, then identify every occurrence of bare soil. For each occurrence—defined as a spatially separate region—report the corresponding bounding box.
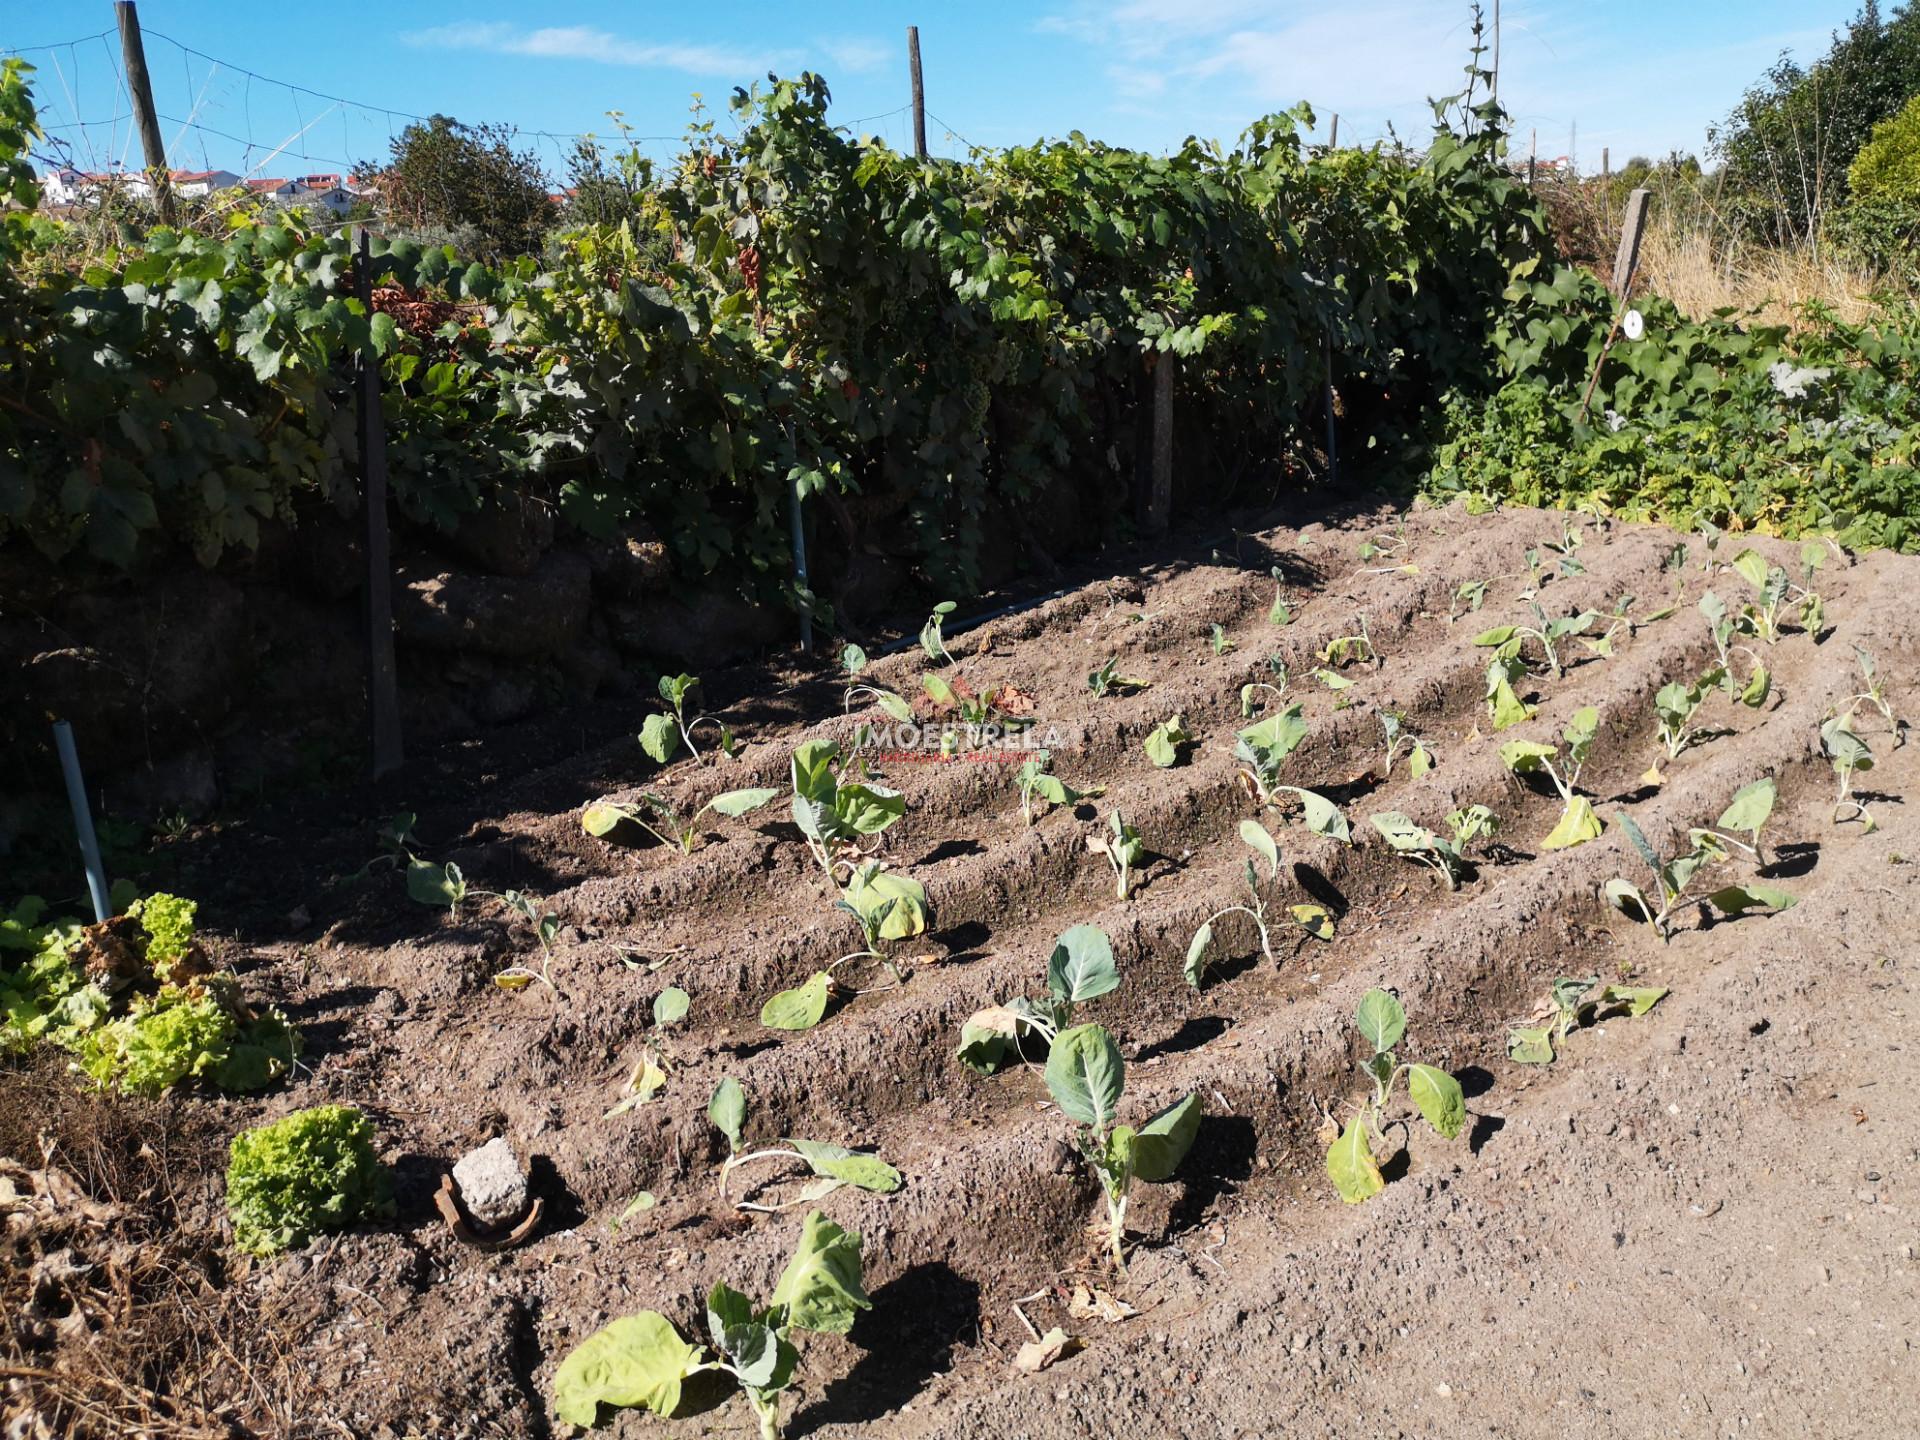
[6,499,1917,1439]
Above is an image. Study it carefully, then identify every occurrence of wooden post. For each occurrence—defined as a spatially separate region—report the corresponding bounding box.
[1602,146,1610,182]
[1611,187,1651,297]
[353,228,403,779]
[1328,113,1339,148]
[114,1,174,225]
[907,26,927,160]
[1527,129,1537,188]
[1144,355,1172,534]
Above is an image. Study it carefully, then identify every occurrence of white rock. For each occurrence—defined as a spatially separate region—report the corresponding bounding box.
[453,1137,529,1228]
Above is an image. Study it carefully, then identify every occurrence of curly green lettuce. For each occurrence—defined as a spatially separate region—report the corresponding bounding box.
[226,1105,395,1258]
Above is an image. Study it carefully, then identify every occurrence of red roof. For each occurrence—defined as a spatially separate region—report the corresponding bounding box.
[246,178,290,192]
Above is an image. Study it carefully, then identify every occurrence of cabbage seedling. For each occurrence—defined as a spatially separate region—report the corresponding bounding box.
[1499,706,1603,849]
[1484,654,1535,731]
[1015,750,1101,826]
[1699,591,1769,707]
[1377,709,1435,779]
[1728,548,1819,644]
[1088,811,1146,898]
[789,739,906,875]
[1325,989,1464,1203]
[1088,657,1148,696]
[1368,808,1495,891]
[707,1079,903,1203]
[1648,669,1727,776]
[1508,976,1667,1065]
[1604,812,1795,942]
[1320,614,1377,668]
[833,862,929,986]
[1473,603,1598,680]
[1837,646,1899,736]
[641,673,739,765]
[1269,569,1294,626]
[1186,822,1283,989]
[607,987,692,1117]
[1707,777,1777,866]
[1234,702,1309,805]
[958,924,1118,1074]
[921,600,958,665]
[1045,1022,1200,1269]
[550,1208,871,1438]
[583,788,779,854]
[1821,714,1875,830]
[1209,624,1235,655]
[1143,713,1191,767]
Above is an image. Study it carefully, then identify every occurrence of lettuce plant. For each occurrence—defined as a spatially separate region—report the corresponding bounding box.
[641,674,739,764]
[959,924,1118,1074]
[1087,811,1146,898]
[707,1079,902,1204]
[1499,706,1603,849]
[1508,977,1667,1065]
[1045,1022,1200,1269]
[583,788,779,853]
[551,1209,871,1439]
[226,1104,394,1257]
[790,739,906,875]
[1325,989,1464,1203]
[1234,702,1308,805]
[1014,750,1099,826]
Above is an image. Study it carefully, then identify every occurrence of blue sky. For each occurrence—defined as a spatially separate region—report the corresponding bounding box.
[11,1,1869,180]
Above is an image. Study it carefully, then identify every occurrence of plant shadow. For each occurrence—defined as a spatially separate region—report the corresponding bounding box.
[1138,1015,1230,1060]
[1761,841,1820,879]
[1167,1114,1257,1233]
[789,1262,980,1436]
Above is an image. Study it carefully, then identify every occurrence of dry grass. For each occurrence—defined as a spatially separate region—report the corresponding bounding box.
[1538,171,1917,329]
[1636,213,1905,327]
[0,1055,313,1439]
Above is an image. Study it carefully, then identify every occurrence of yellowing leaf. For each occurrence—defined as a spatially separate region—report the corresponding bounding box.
[1326,1117,1383,1203]
[1541,795,1604,850]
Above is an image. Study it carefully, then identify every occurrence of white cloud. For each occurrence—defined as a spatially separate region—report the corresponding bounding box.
[400,22,886,80]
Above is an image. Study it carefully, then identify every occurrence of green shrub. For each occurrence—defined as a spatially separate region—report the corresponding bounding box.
[1849,93,1920,204]
[226,1105,395,1257]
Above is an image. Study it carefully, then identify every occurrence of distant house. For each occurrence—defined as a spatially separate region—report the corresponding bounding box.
[41,164,372,216]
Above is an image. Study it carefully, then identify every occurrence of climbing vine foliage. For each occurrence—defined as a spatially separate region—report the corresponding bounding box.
[2,51,1544,603]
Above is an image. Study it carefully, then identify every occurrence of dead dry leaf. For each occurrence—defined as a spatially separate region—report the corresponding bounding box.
[1068,1283,1137,1324]
[1014,1326,1084,1373]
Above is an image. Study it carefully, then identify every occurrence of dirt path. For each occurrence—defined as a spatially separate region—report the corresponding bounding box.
[12,499,1917,1439]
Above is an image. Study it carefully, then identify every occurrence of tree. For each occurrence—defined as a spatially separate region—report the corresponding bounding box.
[357,115,554,261]
[1850,92,1920,202]
[1708,2,1920,245]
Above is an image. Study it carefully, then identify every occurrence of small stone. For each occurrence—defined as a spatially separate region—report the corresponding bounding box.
[453,1137,530,1229]
[1436,1383,1452,1397]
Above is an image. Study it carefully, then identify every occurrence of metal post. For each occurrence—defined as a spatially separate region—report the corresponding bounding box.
[1329,113,1339,149]
[115,1,174,225]
[1145,355,1173,534]
[354,227,404,778]
[1323,329,1339,489]
[52,721,111,922]
[908,27,928,160]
